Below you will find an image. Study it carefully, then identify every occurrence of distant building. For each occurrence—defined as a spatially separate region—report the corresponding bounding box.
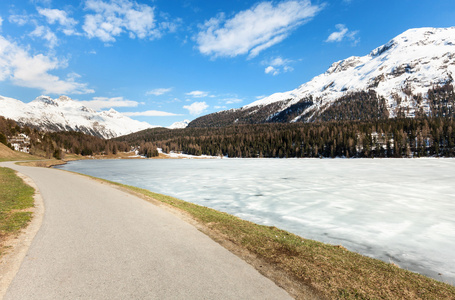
[8,133,31,153]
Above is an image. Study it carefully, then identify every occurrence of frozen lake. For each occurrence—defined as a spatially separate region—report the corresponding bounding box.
[56,158,455,285]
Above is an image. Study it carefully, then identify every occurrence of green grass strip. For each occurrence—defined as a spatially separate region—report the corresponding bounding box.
[0,167,34,238]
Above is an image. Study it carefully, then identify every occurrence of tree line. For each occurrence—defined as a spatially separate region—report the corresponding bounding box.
[188,84,455,127]
[0,116,129,159]
[116,117,455,158]
[115,83,455,158]
[3,83,455,159]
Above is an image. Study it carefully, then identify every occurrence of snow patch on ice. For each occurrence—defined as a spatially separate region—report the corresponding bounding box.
[156,148,221,159]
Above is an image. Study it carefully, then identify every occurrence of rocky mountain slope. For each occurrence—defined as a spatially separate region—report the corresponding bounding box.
[0,95,153,139]
[190,27,455,127]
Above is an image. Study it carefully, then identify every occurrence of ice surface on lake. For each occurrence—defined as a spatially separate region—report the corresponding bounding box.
[57,158,455,285]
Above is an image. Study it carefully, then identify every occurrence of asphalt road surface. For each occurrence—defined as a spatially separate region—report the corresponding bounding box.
[1,162,292,299]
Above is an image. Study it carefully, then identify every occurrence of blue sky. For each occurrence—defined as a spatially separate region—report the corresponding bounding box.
[0,0,454,127]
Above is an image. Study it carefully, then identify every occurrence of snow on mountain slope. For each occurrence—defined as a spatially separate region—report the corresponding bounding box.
[0,95,154,139]
[168,120,190,129]
[191,27,455,127]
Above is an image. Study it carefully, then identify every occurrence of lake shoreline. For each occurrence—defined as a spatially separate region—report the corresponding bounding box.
[69,170,455,298]
[55,158,455,286]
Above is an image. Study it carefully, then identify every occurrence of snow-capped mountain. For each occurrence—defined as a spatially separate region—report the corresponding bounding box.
[190,27,455,127]
[0,95,153,139]
[168,120,190,129]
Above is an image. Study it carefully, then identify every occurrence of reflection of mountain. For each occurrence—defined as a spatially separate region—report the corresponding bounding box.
[190,27,455,127]
[0,95,152,139]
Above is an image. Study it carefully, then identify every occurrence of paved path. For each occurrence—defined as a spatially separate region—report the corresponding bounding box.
[1,162,291,299]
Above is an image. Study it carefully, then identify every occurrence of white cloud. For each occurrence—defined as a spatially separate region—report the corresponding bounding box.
[196,0,322,58]
[146,87,172,96]
[38,8,78,27]
[83,0,172,43]
[0,17,3,29]
[325,24,348,42]
[9,15,30,26]
[224,98,243,104]
[270,57,288,66]
[186,90,209,98]
[31,0,52,5]
[0,35,93,94]
[29,25,58,48]
[123,110,181,117]
[37,7,79,36]
[263,56,294,75]
[78,96,139,110]
[265,65,278,75]
[183,101,208,115]
[325,24,359,44]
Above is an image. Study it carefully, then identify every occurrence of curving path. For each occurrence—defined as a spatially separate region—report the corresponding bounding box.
[1,162,291,299]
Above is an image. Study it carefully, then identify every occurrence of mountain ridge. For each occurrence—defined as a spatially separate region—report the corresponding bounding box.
[0,95,153,139]
[190,27,455,127]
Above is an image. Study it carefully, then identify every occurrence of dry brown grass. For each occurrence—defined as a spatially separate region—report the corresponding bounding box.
[0,144,40,162]
[16,160,66,168]
[92,152,142,159]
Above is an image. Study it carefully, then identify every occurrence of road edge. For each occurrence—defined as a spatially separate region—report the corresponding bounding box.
[0,170,45,299]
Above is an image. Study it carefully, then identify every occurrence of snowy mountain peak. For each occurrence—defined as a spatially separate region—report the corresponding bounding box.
[168,120,190,129]
[393,27,455,46]
[261,27,454,114]
[101,108,121,118]
[325,56,364,75]
[370,27,455,57]
[0,95,155,139]
[57,95,73,102]
[33,95,58,106]
[190,26,455,127]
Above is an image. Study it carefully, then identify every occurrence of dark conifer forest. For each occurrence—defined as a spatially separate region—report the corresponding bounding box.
[116,117,455,158]
[2,84,455,159]
[117,84,455,158]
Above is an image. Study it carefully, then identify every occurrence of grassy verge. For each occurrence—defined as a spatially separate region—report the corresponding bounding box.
[17,160,67,168]
[87,177,455,299]
[0,167,35,255]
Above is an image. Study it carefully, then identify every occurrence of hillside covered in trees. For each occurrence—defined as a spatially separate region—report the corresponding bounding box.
[115,84,455,159]
[2,84,455,160]
[0,116,129,159]
[117,117,455,158]
[188,84,455,128]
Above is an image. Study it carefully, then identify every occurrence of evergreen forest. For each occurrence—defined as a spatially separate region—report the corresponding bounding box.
[117,117,455,158]
[115,83,455,158]
[1,83,455,159]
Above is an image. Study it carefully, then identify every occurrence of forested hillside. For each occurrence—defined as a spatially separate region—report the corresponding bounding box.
[0,116,129,159]
[189,84,455,128]
[117,117,455,158]
[3,83,454,160]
